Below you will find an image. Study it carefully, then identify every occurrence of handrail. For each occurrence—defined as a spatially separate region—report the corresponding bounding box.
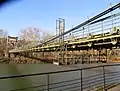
[1,64,120,91]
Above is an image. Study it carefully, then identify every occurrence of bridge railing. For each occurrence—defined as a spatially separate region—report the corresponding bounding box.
[45,11,120,46]
[72,12,120,40]
[0,64,120,91]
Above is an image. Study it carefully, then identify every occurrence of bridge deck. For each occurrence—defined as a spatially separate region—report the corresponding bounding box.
[9,31,120,53]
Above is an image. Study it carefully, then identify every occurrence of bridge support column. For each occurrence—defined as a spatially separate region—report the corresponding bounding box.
[107,48,111,63]
[88,49,90,64]
[65,44,68,65]
[89,49,91,64]
[42,52,44,57]
[79,50,82,64]
[8,53,10,58]
[106,49,107,62]
[82,50,84,64]
[92,48,94,63]
[98,48,101,62]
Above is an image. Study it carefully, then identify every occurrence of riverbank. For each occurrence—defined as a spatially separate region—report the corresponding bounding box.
[0,57,44,64]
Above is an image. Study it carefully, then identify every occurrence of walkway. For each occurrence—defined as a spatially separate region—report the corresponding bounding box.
[108,84,120,91]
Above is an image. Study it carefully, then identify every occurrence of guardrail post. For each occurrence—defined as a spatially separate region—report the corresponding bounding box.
[103,66,106,91]
[47,74,50,91]
[82,55,83,64]
[81,69,83,91]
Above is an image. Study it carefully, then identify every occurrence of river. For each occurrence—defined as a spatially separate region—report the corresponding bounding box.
[0,63,120,91]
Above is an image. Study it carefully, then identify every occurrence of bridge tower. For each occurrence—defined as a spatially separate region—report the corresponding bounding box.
[55,18,67,64]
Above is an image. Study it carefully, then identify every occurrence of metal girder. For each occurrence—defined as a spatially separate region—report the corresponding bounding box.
[43,3,120,44]
[9,32,120,53]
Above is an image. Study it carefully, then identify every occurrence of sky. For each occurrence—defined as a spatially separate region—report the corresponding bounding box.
[0,0,120,36]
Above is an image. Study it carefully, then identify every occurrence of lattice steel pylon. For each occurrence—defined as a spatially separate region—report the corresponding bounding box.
[55,18,67,65]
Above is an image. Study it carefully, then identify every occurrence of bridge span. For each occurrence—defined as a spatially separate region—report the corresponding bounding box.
[9,3,120,65]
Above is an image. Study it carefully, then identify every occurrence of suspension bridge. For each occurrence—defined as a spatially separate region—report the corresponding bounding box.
[1,2,120,91]
[9,2,120,65]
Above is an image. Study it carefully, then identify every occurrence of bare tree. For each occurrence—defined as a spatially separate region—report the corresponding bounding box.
[0,29,8,56]
[43,32,53,42]
[19,27,41,43]
[19,27,43,49]
[0,29,7,38]
[19,27,54,49]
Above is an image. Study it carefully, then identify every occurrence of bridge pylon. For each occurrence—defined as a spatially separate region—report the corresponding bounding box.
[54,18,68,65]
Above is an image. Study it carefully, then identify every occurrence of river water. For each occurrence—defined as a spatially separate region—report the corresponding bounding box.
[0,63,120,91]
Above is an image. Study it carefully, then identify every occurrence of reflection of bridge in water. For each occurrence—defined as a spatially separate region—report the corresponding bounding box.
[9,3,120,65]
